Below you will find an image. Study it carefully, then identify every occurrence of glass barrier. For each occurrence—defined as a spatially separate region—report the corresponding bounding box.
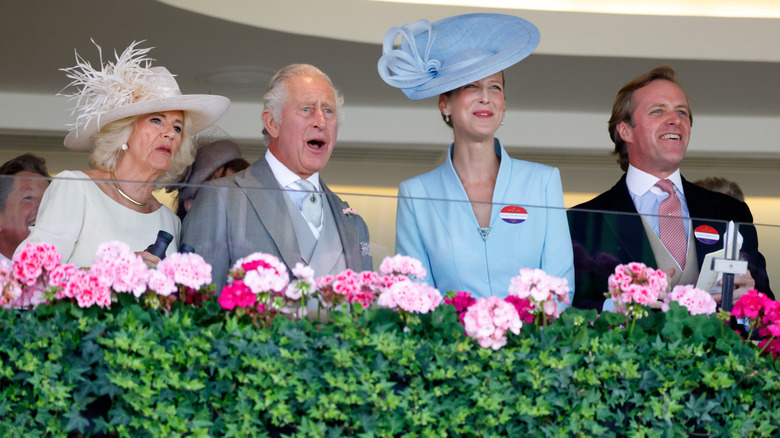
[2,172,777,311]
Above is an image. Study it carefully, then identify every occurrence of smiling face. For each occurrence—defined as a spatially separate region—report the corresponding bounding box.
[263,75,338,179]
[439,71,506,142]
[0,171,49,250]
[124,110,184,175]
[618,79,691,178]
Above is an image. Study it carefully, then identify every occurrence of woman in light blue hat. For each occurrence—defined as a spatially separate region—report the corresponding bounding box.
[378,13,574,301]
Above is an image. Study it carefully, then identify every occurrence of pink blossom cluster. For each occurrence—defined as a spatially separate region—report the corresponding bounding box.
[379,254,427,280]
[149,252,212,297]
[285,263,316,301]
[376,277,443,314]
[732,290,780,357]
[317,269,380,309]
[0,261,23,308]
[91,242,149,297]
[607,262,669,312]
[661,284,717,316]
[218,252,289,311]
[4,243,64,308]
[58,269,112,308]
[444,291,477,325]
[508,268,570,321]
[462,296,523,350]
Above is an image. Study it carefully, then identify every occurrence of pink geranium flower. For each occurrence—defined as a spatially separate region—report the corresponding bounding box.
[508,268,570,323]
[662,284,717,316]
[462,296,523,350]
[379,255,426,280]
[607,262,669,314]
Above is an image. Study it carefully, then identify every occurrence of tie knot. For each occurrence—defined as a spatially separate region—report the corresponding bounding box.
[655,178,675,195]
[297,179,316,192]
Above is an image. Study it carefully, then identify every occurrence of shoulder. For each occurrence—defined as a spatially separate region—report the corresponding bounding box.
[573,176,629,211]
[399,162,447,194]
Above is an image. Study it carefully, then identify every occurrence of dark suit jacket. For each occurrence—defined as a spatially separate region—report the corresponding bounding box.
[181,158,373,290]
[569,174,772,309]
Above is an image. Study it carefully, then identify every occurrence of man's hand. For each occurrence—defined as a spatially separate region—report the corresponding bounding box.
[712,269,755,305]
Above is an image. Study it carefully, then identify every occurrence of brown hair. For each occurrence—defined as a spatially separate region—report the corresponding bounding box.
[608,66,693,171]
[693,177,744,202]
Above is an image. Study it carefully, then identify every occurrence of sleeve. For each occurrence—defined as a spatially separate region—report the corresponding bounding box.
[17,171,86,263]
[735,201,773,298]
[394,180,434,287]
[540,167,576,305]
[181,184,230,291]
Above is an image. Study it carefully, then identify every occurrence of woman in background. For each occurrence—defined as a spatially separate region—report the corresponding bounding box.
[378,14,574,300]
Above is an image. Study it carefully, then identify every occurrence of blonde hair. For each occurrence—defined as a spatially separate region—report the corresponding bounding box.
[89,113,196,183]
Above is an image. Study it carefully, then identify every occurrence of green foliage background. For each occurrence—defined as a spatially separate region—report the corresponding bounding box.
[1,299,779,437]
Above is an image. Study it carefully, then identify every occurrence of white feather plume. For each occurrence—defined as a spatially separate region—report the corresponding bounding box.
[60,40,162,130]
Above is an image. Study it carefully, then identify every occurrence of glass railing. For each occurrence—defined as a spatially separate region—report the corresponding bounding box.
[3,172,777,310]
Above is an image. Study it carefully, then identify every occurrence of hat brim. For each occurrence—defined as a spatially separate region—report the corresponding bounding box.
[380,14,540,101]
[64,94,230,151]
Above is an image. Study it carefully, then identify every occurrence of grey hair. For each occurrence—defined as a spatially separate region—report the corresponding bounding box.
[89,113,196,183]
[262,64,344,145]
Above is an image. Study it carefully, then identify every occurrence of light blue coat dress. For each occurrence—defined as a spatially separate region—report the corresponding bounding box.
[395,139,574,301]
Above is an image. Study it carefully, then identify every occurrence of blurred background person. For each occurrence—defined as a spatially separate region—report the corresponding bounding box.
[693,176,745,202]
[0,154,49,262]
[20,42,229,267]
[378,14,574,300]
[168,138,249,221]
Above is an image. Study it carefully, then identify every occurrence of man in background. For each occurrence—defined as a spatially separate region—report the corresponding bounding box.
[0,153,49,262]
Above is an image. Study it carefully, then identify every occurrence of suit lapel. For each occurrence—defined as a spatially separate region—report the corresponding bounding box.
[235,159,303,269]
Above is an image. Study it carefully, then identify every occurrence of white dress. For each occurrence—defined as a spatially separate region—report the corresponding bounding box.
[19,170,180,267]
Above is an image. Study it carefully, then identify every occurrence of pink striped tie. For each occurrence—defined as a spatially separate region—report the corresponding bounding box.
[655,179,687,270]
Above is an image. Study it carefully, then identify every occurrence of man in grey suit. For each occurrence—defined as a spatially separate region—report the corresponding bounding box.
[182,64,372,290]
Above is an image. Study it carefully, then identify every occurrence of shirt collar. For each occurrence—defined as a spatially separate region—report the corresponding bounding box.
[626,164,683,197]
[264,149,321,190]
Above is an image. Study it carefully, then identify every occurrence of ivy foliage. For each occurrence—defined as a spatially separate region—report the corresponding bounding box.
[1,301,779,437]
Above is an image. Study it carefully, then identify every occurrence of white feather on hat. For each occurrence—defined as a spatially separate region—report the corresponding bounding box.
[60,40,230,151]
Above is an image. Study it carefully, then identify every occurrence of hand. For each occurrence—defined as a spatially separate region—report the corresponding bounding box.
[712,270,755,304]
[136,251,161,268]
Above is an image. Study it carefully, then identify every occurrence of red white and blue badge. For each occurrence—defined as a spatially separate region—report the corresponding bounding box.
[694,225,720,245]
[500,206,527,224]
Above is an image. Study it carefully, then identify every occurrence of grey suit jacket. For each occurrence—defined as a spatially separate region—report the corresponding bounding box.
[181,158,373,290]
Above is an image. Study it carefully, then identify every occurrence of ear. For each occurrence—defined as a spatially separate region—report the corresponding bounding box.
[262,109,280,139]
[438,94,450,117]
[617,121,632,143]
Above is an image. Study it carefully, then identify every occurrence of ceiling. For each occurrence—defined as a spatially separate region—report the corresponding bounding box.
[2,0,779,168]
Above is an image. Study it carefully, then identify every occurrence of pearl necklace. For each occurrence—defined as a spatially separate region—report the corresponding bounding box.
[110,170,147,207]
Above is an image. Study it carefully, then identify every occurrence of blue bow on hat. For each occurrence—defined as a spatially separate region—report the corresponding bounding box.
[378,13,540,100]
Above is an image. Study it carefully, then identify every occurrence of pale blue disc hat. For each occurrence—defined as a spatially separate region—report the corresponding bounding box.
[378,13,540,100]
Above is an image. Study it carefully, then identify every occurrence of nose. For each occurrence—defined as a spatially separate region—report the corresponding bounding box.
[479,87,490,103]
[163,124,178,138]
[312,108,327,127]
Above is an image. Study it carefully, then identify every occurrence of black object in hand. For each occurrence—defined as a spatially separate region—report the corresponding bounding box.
[179,243,196,254]
[145,230,174,259]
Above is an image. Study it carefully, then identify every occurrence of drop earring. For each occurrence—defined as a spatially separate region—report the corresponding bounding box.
[501,116,505,126]
[121,143,128,151]
[444,113,450,123]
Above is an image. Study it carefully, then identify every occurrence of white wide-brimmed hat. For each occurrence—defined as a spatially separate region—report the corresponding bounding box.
[378,13,540,100]
[61,41,230,151]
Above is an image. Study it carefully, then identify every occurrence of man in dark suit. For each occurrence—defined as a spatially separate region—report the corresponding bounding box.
[182,64,372,290]
[570,66,771,310]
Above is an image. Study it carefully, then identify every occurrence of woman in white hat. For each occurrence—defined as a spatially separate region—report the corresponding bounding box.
[19,42,229,267]
[378,14,574,301]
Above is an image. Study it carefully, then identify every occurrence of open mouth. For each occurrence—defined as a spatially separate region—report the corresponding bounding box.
[156,145,173,154]
[473,111,493,118]
[307,139,326,149]
[660,134,681,140]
